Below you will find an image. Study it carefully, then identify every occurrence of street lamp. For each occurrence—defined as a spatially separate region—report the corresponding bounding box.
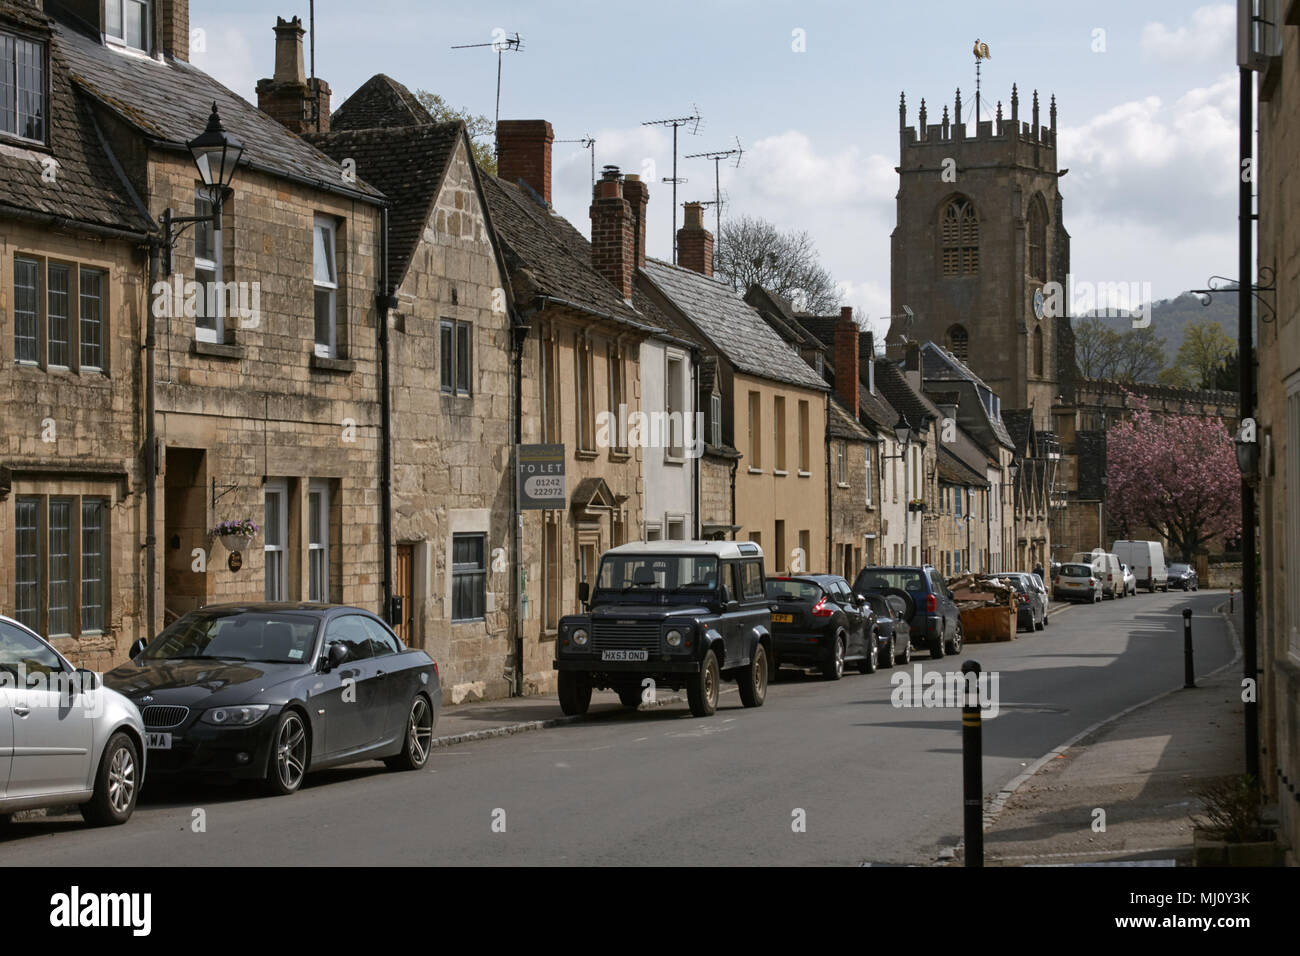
[883,415,914,565]
[1235,423,1260,482]
[160,103,244,273]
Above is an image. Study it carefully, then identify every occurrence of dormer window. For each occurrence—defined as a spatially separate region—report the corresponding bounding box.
[105,0,150,53]
[1,31,46,143]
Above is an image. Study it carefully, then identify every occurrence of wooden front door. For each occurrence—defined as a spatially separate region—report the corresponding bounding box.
[394,544,415,645]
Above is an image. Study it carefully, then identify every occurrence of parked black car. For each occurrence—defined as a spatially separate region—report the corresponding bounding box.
[852,565,963,658]
[555,541,772,718]
[855,589,914,667]
[105,604,440,795]
[766,574,875,679]
[1167,563,1199,591]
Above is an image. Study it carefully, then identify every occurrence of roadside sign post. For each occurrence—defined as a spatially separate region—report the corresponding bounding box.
[518,444,566,511]
[1183,608,1196,689]
[962,659,984,867]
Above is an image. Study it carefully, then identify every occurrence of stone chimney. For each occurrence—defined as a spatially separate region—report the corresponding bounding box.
[677,201,714,277]
[590,165,635,300]
[622,175,649,271]
[255,16,331,135]
[834,306,859,417]
[157,0,189,61]
[904,341,922,393]
[496,120,553,204]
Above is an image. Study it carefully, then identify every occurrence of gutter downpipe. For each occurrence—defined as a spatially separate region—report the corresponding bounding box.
[378,206,395,623]
[145,237,159,640]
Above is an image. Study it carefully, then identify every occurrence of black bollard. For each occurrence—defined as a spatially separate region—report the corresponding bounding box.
[1182,608,1195,689]
[961,659,983,867]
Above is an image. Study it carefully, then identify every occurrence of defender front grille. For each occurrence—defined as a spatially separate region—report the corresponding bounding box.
[591,622,660,654]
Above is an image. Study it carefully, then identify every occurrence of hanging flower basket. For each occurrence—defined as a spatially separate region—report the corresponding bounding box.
[212,518,259,552]
[908,499,926,513]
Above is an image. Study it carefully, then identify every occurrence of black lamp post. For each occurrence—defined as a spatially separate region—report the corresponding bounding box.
[160,103,244,273]
[1008,460,1019,570]
[885,415,914,564]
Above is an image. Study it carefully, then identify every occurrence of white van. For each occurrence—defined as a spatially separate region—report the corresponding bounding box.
[1111,540,1168,593]
[1071,550,1124,599]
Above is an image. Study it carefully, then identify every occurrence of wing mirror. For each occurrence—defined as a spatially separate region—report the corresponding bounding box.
[74,668,101,692]
[325,642,349,671]
[578,582,590,606]
[128,638,147,659]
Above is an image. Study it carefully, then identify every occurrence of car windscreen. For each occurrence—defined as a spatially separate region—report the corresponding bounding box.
[766,579,823,602]
[139,611,320,663]
[1169,564,1190,572]
[596,554,719,593]
[856,568,925,592]
[1060,564,1092,577]
[982,575,1028,592]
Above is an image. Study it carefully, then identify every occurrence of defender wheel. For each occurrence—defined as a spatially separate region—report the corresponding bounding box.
[823,631,846,680]
[558,671,592,716]
[857,631,879,673]
[688,650,720,717]
[738,644,768,708]
[617,686,643,709]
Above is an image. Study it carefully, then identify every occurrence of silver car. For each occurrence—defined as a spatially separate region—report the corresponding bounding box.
[0,615,145,827]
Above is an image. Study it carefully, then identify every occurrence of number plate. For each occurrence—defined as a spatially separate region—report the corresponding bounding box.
[772,613,793,623]
[146,732,172,750]
[601,650,648,662]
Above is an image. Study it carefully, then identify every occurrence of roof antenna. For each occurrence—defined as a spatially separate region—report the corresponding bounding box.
[642,105,703,264]
[686,138,743,274]
[451,32,524,161]
[309,0,319,131]
[555,136,597,187]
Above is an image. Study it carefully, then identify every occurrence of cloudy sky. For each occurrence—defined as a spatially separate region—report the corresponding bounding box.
[192,0,1242,342]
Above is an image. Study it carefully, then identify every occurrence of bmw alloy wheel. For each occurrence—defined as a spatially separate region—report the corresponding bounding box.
[407,697,433,766]
[276,712,307,791]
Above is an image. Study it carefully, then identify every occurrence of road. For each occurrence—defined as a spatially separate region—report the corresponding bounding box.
[1,590,1235,866]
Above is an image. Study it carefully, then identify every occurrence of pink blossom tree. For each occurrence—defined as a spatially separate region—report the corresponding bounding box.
[1106,396,1241,561]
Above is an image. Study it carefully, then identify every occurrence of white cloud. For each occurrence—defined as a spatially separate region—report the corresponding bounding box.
[190,26,259,100]
[1140,4,1235,63]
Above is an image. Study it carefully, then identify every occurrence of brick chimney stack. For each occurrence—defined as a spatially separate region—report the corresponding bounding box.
[256,16,331,135]
[496,120,554,204]
[677,202,713,277]
[590,165,635,300]
[622,175,649,271]
[834,306,859,417]
[158,0,189,61]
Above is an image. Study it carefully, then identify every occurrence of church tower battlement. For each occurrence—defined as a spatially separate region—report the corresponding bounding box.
[890,85,1070,429]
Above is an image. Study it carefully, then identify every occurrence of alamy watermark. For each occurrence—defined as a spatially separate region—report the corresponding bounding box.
[889,664,1000,717]
[595,404,706,458]
[1039,274,1153,328]
[151,276,261,328]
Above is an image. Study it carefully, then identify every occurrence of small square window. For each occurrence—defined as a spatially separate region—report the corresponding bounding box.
[451,533,486,622]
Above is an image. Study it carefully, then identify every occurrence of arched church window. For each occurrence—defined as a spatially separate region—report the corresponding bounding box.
[941,197,980,276]
[1033,323,1045,377]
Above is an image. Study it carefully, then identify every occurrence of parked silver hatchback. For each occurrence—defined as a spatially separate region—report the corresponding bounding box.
[0,615,146,827]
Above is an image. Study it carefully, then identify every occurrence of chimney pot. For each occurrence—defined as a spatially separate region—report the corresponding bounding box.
[590,167,634,299]
[256,16,329,134]
[834,307,859,417]
[677,202,713,277]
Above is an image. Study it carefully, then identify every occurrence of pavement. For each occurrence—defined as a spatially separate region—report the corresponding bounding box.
[981,597,1248,866]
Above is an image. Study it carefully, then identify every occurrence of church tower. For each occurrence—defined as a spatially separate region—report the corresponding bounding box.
[888,85,1069,428]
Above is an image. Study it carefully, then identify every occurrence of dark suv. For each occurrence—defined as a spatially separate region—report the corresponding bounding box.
[852,565,964,658]
[555,541,773,718]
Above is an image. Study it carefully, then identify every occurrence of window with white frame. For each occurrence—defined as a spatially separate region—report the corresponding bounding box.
[194,189,222,343]
[575,336,594,451]
[308,481,330,603]
[710,392,722,447]
[665,351,685,460]
[865,445,873,506]
[666,516,686,540]
[313,216,338,358]
[608,344,626,453]
[105,0,150,52]
[264,481,288,601]
[1,30,47,143]
[836,441,847,485]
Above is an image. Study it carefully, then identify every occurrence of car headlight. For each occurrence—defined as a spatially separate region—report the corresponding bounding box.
[201,704,271,727]
[666,629,683,647]
[572,628,589,646]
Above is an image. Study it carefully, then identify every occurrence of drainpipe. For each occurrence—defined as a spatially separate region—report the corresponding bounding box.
[377,207,395,622]
[511,313,529,696]
[145,238,159,640]
[691,346,700,539]
[825,401,832,572]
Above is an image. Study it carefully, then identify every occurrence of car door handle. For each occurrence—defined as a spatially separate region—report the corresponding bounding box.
[13,705,30,717]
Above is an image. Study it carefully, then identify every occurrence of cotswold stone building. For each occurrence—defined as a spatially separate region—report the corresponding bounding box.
[308,74,519,703]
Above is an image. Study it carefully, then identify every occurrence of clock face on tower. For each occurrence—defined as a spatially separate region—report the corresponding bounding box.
[1033,288,1045,320]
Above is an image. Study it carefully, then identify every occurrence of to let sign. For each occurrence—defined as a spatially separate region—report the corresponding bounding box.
[518,444,565,510]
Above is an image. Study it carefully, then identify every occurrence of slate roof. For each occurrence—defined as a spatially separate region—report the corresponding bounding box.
[874,359,940,433]
[642,261,828,391]
[921,342,1015,448]
[828,396,872,442]
[790,314,840,349]
[938,446,989,486]
[481,175,658,333]
[308,122,462,290]
[330,74,434,131]
[857,379,900,432]
[0,4,152,234]
[744,285,827,352]
[52,19,382,203]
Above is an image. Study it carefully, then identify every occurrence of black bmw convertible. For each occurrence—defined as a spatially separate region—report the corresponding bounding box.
[105,604,440,795]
